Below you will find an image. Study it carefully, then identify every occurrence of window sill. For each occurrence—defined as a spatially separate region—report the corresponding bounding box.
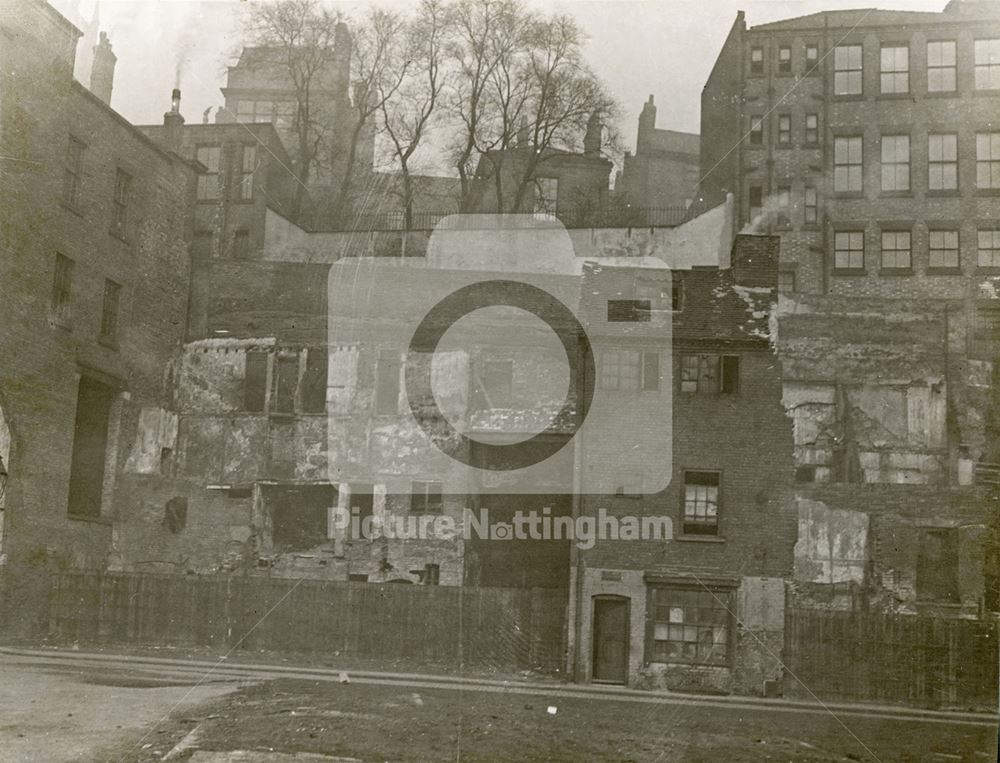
[878,268,913,276]
[832,94,865,102]
[832,192,865,199]
[926,190,960,198]
[925,90,959,98]
[67,513,112,526]
[831,269,867,277]
[977,267,1000,275]
[877,92,913,100]
[802,223,821,231]
[676,534,726,543]
[926,268,963,276]
[975,188,1000,197]
[878,191,913,199]
[645,659,732,670]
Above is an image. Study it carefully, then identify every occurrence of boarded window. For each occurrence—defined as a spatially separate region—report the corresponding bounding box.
[375,350,401,415]
[68,376,116,518]
[272,354,298,414]
[916,528,959,602]
[244,351,267,412]
[349,485,374,540]
[300,348,327,414]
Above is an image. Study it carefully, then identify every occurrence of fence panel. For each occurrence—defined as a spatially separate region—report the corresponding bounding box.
[47,572,567,676]
[784,607,998,709]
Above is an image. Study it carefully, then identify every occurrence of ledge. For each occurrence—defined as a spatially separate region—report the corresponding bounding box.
[675,534,727,544]
[67,513,113,526]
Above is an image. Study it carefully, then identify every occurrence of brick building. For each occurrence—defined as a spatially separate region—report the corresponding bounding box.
[700,1,1000,297]
[0,0,197,632]
[618,95,700,212]
[572,235,796,694]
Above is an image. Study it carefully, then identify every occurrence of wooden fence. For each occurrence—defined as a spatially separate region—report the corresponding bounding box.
[48,572,567,674]
[784,608,998,709]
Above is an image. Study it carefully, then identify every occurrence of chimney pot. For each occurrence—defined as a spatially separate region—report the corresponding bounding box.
[164,89,185,151]
[89,31,117,106]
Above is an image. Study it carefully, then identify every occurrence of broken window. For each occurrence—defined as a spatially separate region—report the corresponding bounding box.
[473,360,513,409]
[410,481,443,514]
[679,354,718,393]
[916,528,959,603]
[300,348,327,414]
[650,586,732,666]
[244,351,267,412]
[375,349,401,415]
[682,471,720,536]
[271,354,298,415]
[68,375,116,518]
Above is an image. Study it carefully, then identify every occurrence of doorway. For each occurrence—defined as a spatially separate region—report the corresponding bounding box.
[592,596,629,684]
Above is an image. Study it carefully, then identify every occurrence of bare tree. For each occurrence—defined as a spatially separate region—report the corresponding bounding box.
[242,0,341,221]
[378,0,449,230]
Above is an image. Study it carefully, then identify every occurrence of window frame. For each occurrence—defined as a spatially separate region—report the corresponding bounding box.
[928,229,960,270]
[63,136,85,210]
[804,185,818,225]
[777,114,791,145]
[974,38,1000,91]
[237,143,256,202]
[110,168,132,240]
[880,229,912,271]
[879,44,910,94]
[834,44,863,96]
[928,133,958,192]
[804,113,819,145]
[99,278,121,346]
[834,136,863,193]
[750,46,764,75]
[834,230,866,272]
[927,40,957,93]
[748,116,764,146]
[880,134,911,193]
[195,144,222,201]
[976,132,1000,190]
[777,46,792,74]
[600,349,641,392]
[978,228,1000,269]
[679,354,719,394]
[681,470,721,537]
[410,480,444,514]
[805,44,819,73]
[647,584,734,667]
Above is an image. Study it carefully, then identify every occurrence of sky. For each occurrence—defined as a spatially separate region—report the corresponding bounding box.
[50,0,949,158]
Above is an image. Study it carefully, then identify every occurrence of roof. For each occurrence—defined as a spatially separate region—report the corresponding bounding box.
[641,129,700,157]
[751,8,957,31]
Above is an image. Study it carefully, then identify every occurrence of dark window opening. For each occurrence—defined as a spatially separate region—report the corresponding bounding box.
[52,253,73,325]
[349,484,374,541]
[671,279,683,311]
[641,351,660,392]
[244,351,267,412]
[68,376,116,518]
[607,299,651,322]
[750,47,764,74]
[159,447,173,476]
[375,350,401,415]
[680,354,718,393]
[348,573,369,582]
[682,471,720,536]
[749,117,763,146]
[423,563,440,585]
[269,485,334,552]
[795,465,817,483]
[916,528,959,603]
[164,497,187,533]
[100,279,121,345]
[110,168,131,240]
[410,480,443,514]
[720,355,740,394]
[271,354,298,414]
[300,348,327,414]
[749,185,763,222]
[778,46,792,73]
[233,230,250,260]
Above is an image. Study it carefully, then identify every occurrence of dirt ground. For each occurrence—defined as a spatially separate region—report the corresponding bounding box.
[117,678,996,763]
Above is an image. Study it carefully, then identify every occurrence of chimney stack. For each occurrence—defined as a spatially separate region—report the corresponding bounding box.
[90,31,116,106]
[584,113,602,156]
[163,88,185,151]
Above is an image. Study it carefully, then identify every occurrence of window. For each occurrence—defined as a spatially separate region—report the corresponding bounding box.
[650,587,732,666]
[880,135,910,192]
[300,347,327,414]
[635,278,672,313]
[927,41,956,92]
[805,44,819,71]
[929,230,959,269]
[778,46,792,73]
[880,45,909,93]
[719,355,739,394]
[928,133,958,191]
[274,102,295,129]
[804,186,818,224]
[410,481,443,514]
[976,132,1000,189]
[773,186,790,226]
[641,351,660,392]
[750,46,764,74]
[778,271,797,293]
[804,114,819,144]
[682,471,720,536]
[238,144,256,201]
[916,528,959,602]
[600,350,639,391]
[671,279,683,311]
[777,114,791,145]
[834,136,863,192]
[195,145,221,200]
[979,229,1000,268]
[51,253,73,324]
[974,39,1000,90]
[63,137,84,208]
[880,230,911,270]
[679,354,718,393]
[834,44,863,95]
[244,351,267,412]
[271,354,298,414]
[236,99,275,123]
[749,185,763,222]
[375,349,401,414]
[100,279,121,344]
[834,231,865,270]
[68,376,116,518]
[110,169,131,239]
[749,116,763,146]
[607,300,650,322]
[233,230,250,259]
[533,177,558,215]
[473,360,513,408]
